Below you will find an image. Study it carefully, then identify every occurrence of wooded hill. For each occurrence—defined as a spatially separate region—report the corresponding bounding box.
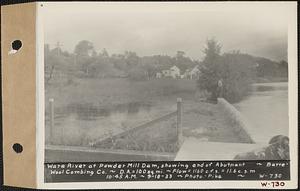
[45,40,288,84]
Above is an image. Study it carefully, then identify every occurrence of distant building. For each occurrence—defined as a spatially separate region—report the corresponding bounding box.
[169,65,181,78]
[184,65,201,79]
[159,65,181,79]
[156,72,162,78]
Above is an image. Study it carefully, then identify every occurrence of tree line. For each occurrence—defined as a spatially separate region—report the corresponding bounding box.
[45,40,198,82]
[45,39,288,103]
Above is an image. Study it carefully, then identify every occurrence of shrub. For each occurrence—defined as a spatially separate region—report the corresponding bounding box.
[197,39,255,103]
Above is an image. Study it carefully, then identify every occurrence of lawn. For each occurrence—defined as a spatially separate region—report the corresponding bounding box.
[45,78,198,109]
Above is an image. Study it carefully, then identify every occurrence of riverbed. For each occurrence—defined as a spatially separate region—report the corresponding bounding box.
[234,82,288,143]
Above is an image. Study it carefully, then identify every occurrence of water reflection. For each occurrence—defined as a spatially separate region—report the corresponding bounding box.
[45,101,172,146]
[56,102,152,121]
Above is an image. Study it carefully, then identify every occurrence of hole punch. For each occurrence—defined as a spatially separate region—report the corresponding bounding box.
[12,143,23,153]
[8,40,22,55]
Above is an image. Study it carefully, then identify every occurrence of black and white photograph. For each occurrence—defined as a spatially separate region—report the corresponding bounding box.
[41,2,296,186]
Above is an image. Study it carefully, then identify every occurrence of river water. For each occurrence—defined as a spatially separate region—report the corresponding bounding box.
[234,82,288,144]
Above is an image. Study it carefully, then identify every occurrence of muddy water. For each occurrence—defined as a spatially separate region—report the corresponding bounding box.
[234,82,288,143]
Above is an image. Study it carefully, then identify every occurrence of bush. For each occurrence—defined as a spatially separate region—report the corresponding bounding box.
[218,53,255,102]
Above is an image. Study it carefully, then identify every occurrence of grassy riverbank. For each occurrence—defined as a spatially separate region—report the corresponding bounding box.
[45,77,243,153]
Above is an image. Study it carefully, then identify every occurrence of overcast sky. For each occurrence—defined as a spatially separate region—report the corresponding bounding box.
[42,2,292,61]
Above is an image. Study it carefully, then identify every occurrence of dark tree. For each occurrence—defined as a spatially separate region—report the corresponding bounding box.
[74,40,95,75]
[197,39,222,101]
[198,39,255,103]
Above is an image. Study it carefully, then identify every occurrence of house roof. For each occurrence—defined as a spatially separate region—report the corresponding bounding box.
[191,65,200,71]
[183,64,200,74]
[156,63,173,70]
[170,65,180,70]
[156,63,199,74]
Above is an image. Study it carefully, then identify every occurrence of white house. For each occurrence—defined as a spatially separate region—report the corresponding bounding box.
[160,65,181,79]
[184,65,201,79]
[190,65,200,79]
[169,65,181,78]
